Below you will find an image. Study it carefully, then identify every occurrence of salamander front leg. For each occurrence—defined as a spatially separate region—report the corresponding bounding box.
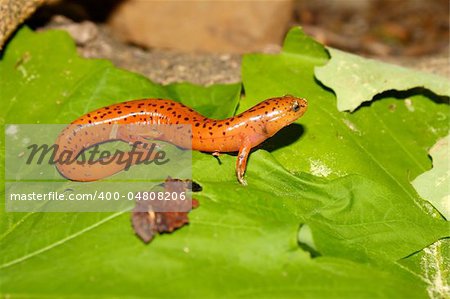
[212,151,222,165]
[236,138,252,186]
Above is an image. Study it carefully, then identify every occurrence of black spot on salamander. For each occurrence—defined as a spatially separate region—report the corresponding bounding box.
[222,132,226,135]
[212,122,217,126]
[93,116,98,120]
[264,111,268,115]
[184,117,189,121]
[218,124,223,127]
[209,132,213,136]
[188,109,194,112]
[124,105,132,108]
[117,111,122,114]
[167,107,173,111]
[177,115,181,118]
[104,107,110,110]
[88,120,92,123]
[195,123,200,127]
[208,127,212,130]
[170,102,175,106]
[202,123,206,128]
[225,121,230,126]
[237,114,243,118]
[108,111,112,114]
[124,118,128,121]
[160,105,164,109]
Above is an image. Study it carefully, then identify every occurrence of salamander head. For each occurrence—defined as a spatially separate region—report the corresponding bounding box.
[263,95,308,137]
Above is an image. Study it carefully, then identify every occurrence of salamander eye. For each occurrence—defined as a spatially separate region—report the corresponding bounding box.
[292,101,300,112]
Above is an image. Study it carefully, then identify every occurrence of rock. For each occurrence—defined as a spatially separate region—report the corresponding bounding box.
[108,0,293,53]
[42,15,98,46]
[41,16,242,85]
[0,0,45,49]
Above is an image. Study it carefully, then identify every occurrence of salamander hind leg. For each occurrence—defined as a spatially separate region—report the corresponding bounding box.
[236,137,252,186]
[117,126,163,150]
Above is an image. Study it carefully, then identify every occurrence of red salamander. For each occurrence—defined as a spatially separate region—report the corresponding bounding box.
[54,95,308,185]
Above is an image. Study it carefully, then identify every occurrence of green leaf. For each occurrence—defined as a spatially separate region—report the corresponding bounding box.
[0,28,240,124]
[314,48,450,112]
[240,26,449,295]
[241,27,449,209]
[0,153,434,298]
[282,26,328,60]
[399,239,450,299]
[1,26,449,298]
[412,134,450,219]
[194,151,450,263]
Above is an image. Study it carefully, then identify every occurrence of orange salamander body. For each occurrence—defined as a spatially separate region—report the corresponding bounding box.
[54,95,308,185]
